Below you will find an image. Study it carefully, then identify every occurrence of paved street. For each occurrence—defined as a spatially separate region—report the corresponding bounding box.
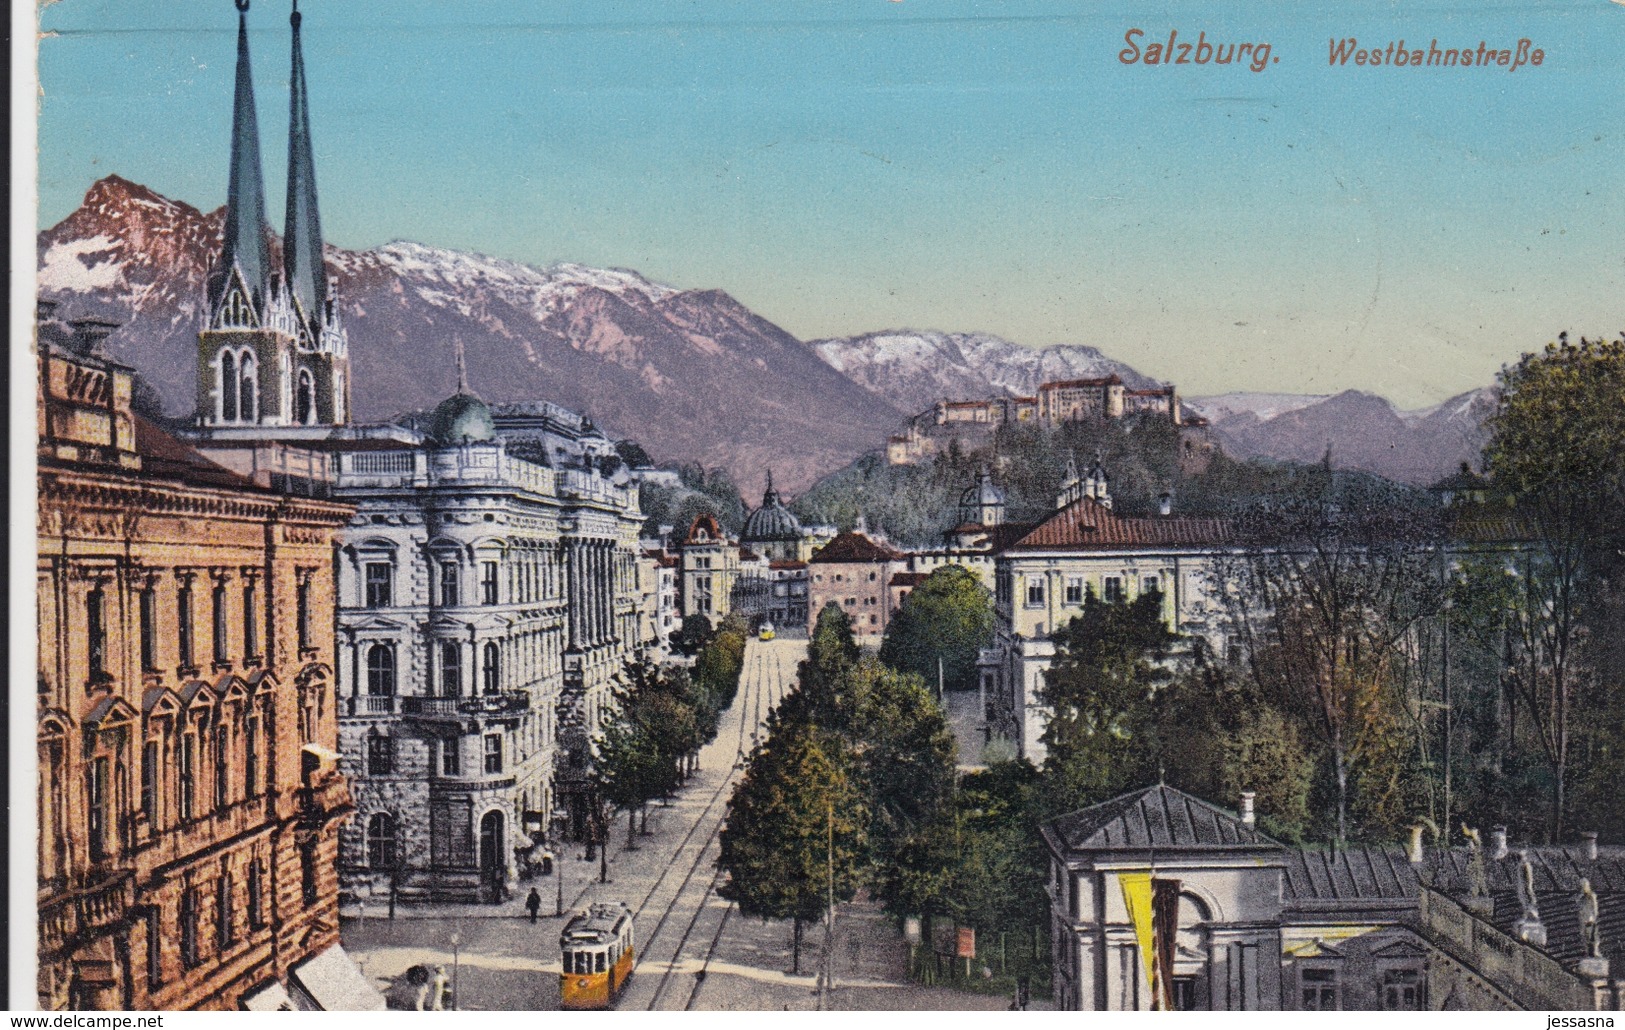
[340,638,1010,1011]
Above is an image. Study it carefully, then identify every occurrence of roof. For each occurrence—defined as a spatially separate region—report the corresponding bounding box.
[1125,387,1175,397]
[133,416,264,491]
[808,531,905,564]
[1010,497,1233,551]
[683,513,725,545]
[741,478,804,542]
[427,391,495,446]
[1048,784,1279,851]
[1041,376,1123,390]
[1283,846,1421,903]
[769,559,808,571]
[889,572,929,588]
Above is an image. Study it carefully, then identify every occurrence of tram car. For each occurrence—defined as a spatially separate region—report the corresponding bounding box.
[758,621,775,641]
[559,902,635,1009]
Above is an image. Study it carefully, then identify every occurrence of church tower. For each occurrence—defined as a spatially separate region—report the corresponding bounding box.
[197,0,349,433]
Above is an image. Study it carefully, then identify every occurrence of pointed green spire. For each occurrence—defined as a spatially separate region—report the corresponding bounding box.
[209,0,270,317]
[284,0,327,331]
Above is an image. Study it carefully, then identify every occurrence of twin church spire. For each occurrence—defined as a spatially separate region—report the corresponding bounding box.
[208,0,335,347]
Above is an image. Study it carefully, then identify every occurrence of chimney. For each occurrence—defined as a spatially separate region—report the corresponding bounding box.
[1158,491,1173,517]
[1491,825,1509,860]
[1239,791,1256,828]
[1582,831,1599,861]
[68,317,120,357]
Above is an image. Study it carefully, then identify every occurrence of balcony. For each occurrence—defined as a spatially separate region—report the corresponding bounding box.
[38,871,134,958]
[347,694,397,716]
[401,690,531,719]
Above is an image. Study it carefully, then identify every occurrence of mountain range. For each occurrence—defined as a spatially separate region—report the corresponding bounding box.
[37,176,1493,493]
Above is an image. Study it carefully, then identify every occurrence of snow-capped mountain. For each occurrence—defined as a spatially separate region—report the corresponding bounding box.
[810,330,1164,415]
[1188,387,1498,485]
[36,176,906,492]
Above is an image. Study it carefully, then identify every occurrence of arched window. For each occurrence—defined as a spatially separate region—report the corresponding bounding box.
[366,645,395,697]
[238,351,258,423]
[220,350,238,421]
[482,642,500,695]
[297,369,315,425]
[367,813,398,868]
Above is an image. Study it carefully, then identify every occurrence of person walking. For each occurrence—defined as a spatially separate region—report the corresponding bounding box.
[526,887,542,924]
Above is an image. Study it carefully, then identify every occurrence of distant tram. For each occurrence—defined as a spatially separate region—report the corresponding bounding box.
[559,902,635,1009]
[758,621,775,641]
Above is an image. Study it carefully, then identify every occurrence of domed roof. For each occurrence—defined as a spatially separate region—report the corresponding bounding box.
[428,390,495,445]
[742,473,803,543]
[959,467,1006,509]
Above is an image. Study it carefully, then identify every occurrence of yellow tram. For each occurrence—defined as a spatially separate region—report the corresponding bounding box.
[559,902,635,1009]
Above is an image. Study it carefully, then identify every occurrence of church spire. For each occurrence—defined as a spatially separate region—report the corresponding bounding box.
[208,0,271,317]
[284,0,328,331]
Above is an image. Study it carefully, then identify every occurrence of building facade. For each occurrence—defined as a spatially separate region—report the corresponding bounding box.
[36,308,364,1010]
[331,387,645,901]
[805,530,909,647]
[1046,784,1624,1011]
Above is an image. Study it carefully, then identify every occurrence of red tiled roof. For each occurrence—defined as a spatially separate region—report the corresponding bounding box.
[808,531,905,564]
[683,513,725,545]
[889,572,929,587]
[1009,498,1232,551]
[133,416,264,491]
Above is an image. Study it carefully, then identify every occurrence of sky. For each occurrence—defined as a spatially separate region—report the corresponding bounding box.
[32,0,1625,408]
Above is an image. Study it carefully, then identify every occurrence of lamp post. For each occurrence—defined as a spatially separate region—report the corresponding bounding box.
[449,932,462,1011]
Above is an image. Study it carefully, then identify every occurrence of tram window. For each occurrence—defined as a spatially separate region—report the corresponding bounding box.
[578,952,591,975]
[595,952,606,973]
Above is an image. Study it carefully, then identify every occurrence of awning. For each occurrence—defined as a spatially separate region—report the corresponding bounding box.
[240,980,297,1011]
[289,944,387,1011]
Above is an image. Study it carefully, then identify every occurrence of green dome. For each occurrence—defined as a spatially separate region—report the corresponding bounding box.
[428,391,496,445]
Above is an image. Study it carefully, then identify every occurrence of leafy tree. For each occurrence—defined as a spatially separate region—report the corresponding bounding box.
[880,565,995,693]
[670,613,715,657]
[615,439,653,468]
[717,719,868,973]
[780,604,861,731]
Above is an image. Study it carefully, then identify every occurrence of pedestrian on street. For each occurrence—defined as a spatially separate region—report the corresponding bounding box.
[526,887,542,924]
[431,966,450,1011]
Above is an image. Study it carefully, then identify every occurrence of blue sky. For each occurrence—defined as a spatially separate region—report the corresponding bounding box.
[35,0,1625,407]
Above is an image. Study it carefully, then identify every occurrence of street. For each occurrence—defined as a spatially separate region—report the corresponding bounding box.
[340,638,1009,1011]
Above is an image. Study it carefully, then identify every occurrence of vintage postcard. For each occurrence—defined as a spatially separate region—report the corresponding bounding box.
[16,0,1624,1015]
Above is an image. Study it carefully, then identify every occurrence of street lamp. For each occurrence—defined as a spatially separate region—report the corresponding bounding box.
[449,931,461,1011]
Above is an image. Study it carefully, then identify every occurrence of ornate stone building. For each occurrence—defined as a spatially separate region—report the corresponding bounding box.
[35,303,365,1009]
[805,529,908,647]
[330,377,646,902]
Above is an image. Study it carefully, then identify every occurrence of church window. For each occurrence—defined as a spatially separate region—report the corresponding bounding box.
[482,561,499,605]
[297,369,315,425]
[220,350,238,421]
[482,642,501,695]
[238,351,257,422]
[440,642,462,697]
[440,561,460,606]
[367,813,399,868]
[86,584,107,682]
[364,562,393,608]
[365,645,395,696]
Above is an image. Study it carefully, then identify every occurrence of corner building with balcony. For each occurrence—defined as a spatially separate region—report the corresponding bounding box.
[35,306,362,1010]
[332,381,645,903]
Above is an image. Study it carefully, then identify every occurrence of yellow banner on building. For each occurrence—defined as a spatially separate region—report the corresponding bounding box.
[1118,871,1156,1001]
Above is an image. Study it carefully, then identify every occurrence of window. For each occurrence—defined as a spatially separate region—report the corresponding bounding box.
[239,353,257,423]
[217,866,235,947]
[1301,968,1339,1011]
[87,757,109,862]
[296,575,312,652]
[212,581,229,665]
[441,741,460,776]
[1104,576,1124,603]
[300,843,318,908]
[367,813,399,868]
[1143,576,1161,597]
[141,740,158,827]
[296,369,314,425]
[87,585,106,681]
[180,887,200,967]
[1381,969,1423,1010]
[247,860,265,929]
[177,581,194,668]
[146,908,163,990]
[1171,977,1199,1011]
[140,583,158,672]
[214,722,230,809]
[482,642,501,695]
[440,642,462,697]
[242,581,258,661]
[482,561,499,605]
[1026,577,1045,606]
[368,734,395,776]
[440,562,460,607]
[245,715,260,797]
[220,350,238,421]
[366,645,396,696]
[364,562,393,609]
[484,733,503,774]
[179,733,196,822]
[1065,577,1084,605]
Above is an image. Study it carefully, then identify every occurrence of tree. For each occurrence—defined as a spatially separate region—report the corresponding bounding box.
[669,613,715,657]
[717,719,868,973]
[781,604,861,731]
[879,565,995,694]
[1480,333,1625,840]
